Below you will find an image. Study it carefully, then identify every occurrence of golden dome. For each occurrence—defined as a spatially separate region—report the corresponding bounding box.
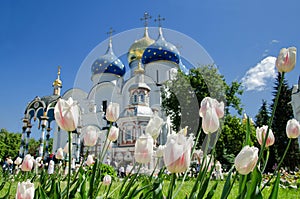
[52,66,62,87]
[128,27,154,64]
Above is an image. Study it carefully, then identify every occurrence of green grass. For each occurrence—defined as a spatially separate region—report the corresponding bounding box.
[1,178,299,198]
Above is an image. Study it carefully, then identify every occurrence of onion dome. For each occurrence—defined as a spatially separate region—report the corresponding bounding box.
[142,26,180,65]
[128,27,154,64]
[91,37,125,77]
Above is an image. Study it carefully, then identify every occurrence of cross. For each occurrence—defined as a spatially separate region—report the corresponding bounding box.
[154,15,165,27]
[57,65,61,75]
[106,27,115,38]
[140,12,152,27]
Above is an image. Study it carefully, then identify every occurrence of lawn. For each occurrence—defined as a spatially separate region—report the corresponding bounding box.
[1,177,299,198]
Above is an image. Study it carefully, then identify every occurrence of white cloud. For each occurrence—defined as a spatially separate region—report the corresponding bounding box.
[241,56,277,91]
[270,40,279,44]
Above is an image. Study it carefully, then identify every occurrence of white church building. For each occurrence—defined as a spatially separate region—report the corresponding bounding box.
[50,15,183,168]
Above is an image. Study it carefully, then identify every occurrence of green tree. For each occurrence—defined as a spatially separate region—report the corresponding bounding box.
[162,65,243,150]
[271,73,300,170]
[215,115,256,170]
[0,128,21,161]
[255,100,270,127]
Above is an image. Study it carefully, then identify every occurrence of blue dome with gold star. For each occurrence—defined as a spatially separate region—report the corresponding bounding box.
[142,27,180,65]
[91,39,125,76]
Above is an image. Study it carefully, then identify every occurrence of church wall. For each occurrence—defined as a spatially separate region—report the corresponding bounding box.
[144,61,178,84]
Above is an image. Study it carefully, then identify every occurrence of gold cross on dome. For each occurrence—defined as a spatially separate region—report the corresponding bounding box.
[140,12,152,27]
[154,15,165,27]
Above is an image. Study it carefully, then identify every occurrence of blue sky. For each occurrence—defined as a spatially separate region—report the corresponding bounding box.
[1,0,300,136]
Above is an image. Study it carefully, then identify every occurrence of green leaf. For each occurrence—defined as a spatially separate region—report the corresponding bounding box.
[80,176,88,199]
[205,181,218,199]
[0,183,11,199]
[268,172,281,199]
[38,186,49,199]
[220,166,235,199]
[245,167,262,199]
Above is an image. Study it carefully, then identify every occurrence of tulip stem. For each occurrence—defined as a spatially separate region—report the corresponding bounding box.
[66,131,72,199]
[167,173,176,199]
[258,72,285,163]
[261,149,269,174]
[261,138,292,191]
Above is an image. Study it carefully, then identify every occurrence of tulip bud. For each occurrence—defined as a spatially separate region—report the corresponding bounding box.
[199,97,224,134]
[234,146,259,175]
[286,119,300,138]
[256,125,275,147]
[86,155,95,166]
[84,126,99,147]
[103,175,112,186]
[163,133,193,173]
[16,181,35,199]
[21,154,33,172]
[54,97,80,132]
[276,47,297,73]
[145,114,163,139]
[108,126,119,142]
[63,142,72,154]
[134,133,154,164]
[48,160,55,174]
[106,102,119,122]
[55,148,64,160]
[14,157,22,165]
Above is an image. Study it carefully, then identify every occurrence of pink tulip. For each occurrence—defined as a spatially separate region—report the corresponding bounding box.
[276,47,297,73]
[86,155,95,166]
[16,181,34,199]
[234,146,259,175]
[286,119,300,138]
[108,126,119,142]
[135,133,153,164]
[103,175,112,185]
[54,97,80,132]
[163,133,193,173]
[84,126,99,147]
[145,114,163,139]
[256,125,275,147]
[199,97,224,134]
[55,148,64,160]
[21,154,33,172]
[106,102,119,122]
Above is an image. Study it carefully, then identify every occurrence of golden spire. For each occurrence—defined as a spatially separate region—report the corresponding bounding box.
[128,12,154,64]
[53,66,62,95]
[134,60,145,75]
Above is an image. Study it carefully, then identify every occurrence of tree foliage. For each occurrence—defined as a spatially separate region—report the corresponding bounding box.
[271,73,300,171]
[162,65,243,133]
[255,100,270,127]
[161,65,244,165]
[215,115,256,170]
[0,128,21,161]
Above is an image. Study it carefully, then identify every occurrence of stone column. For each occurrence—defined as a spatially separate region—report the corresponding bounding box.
[39,117,48,158]
[24,123,32,156]
[76,126,82,162]
[45,126,52,159]
[19,118,28,158]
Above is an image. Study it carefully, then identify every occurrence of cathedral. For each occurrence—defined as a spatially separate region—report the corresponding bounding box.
[20,13,185,169]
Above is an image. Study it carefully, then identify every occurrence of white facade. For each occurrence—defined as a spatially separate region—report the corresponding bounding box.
[52,27,181,169]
